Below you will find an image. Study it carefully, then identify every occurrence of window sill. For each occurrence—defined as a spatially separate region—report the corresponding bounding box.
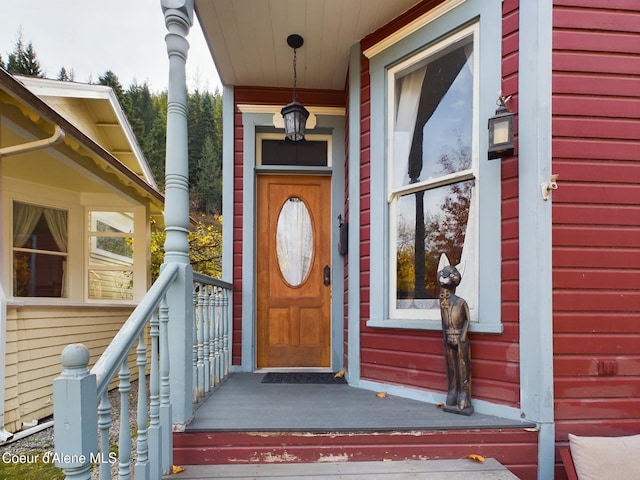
[366,318,504,334]
[6,299,138,309]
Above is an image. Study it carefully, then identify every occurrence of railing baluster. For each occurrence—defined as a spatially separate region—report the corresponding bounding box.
[213,286,221,386]
[135,333,149,480]
[118,361,131,480]
[192,284,198,402]
[208,285,215,389]
[98,391,112,480]
[196,283,204,398]
[222,287,230,378]
[159,296,172,475]
[205,285,216,392]
[148,311,161,480]
[202,283,210,394]
[216,287,224,381]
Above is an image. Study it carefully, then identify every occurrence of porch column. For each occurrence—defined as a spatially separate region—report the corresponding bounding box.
[162,0,194,427]
[518,0,555,479]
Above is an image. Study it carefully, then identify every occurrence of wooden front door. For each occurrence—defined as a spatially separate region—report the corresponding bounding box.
[256,174,332,369]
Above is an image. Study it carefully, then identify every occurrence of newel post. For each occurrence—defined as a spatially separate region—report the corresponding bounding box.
[162,0,195,428]
[53,344,97,480]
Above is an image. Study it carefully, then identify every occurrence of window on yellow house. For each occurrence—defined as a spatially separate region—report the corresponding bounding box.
[13,201,68,297]
[87,211,134,300]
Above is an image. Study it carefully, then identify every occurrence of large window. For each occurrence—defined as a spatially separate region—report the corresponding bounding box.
[388,25,477,321]
[366,0,503,333]
[87,211,134,300]
[12,201,68,298]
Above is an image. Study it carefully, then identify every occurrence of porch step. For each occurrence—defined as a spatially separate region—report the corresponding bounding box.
[165,458,520,479]
[173,428,537,479]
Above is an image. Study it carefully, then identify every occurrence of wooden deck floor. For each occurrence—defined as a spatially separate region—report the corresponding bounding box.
[166,458,520,479]
[186,373,530,432]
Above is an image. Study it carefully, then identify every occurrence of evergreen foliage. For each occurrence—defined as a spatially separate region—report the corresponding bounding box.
[6,33,43,77]
[57,66,74,81]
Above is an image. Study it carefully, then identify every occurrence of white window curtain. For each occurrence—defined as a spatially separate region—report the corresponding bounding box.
[276,198,314,286]
[13,202,68,252]
[393,66,427,188]
[454,43,476,306]
[13,203,43,248]
[43,208,68,252]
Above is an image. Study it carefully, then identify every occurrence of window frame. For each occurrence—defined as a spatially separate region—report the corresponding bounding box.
[386,24,479,322]
[85,207,139,302]
[256,132,333,170]
[366,0,503,334]
[11,201,69,299]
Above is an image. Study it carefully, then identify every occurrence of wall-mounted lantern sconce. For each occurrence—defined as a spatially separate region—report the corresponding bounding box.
[487,95,515,160]
[281,34,309,142]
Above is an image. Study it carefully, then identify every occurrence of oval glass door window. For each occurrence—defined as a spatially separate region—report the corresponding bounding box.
[276,197,314,286]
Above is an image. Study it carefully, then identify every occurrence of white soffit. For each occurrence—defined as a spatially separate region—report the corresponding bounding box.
[194,0,423,90]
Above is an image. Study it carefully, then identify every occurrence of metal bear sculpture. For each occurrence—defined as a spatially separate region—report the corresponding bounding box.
[437,253,473,416]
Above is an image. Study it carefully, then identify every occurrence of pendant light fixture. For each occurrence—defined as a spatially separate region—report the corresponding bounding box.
[281,34,309,142]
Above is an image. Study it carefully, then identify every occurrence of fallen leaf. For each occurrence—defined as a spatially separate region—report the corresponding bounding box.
[172,465,185,473]
[466,454,485,463]
[334,369,345,378]
[436,402,445,409]
[376,391,387,398]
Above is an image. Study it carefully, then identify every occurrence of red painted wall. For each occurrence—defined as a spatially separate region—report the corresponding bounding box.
[551,0,640,456]
[354,0,521,410]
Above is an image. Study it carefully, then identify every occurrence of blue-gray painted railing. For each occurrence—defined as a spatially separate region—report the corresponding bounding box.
[53,266,233,480]
[192,273,232,402]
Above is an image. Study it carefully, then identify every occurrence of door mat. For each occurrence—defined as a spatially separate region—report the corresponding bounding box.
[261,372,347,384]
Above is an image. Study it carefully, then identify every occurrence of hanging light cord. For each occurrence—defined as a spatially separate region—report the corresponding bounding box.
[292,47,298,102]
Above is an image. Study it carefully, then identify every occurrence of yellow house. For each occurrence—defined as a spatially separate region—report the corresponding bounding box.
[0,70,163,437]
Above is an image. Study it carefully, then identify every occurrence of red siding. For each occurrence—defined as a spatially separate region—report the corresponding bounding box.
[551,0,640,469]
[355,0,521,409]
[232,108,244,366]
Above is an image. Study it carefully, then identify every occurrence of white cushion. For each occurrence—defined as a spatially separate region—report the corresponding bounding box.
[569,433,640,480]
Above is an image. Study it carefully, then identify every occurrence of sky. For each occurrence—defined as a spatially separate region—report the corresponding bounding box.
[0,0,222,93]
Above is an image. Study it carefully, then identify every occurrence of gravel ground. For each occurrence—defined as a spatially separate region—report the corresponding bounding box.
[0,380,141,479]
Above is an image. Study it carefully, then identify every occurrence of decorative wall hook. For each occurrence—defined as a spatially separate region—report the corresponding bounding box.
[541,174,559,201]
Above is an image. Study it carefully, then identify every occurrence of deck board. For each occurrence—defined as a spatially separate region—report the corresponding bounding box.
[165,458,520,479]
[187,373,531,432]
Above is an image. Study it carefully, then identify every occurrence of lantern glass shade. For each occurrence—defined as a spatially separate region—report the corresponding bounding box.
[281,101,310,142]
[488,107,514,159]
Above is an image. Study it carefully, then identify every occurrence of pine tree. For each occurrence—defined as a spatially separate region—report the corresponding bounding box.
[57,67,74,81]
[144,93,168,189]
[6,33,43,77]
[98,70,127,107]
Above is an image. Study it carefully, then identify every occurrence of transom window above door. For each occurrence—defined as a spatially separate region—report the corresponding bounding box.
[257,133,332,168]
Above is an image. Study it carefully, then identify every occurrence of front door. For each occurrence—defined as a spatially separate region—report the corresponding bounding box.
[256,174,332,369]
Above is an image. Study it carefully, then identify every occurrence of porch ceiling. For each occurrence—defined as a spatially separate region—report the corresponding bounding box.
[194,0,422,91]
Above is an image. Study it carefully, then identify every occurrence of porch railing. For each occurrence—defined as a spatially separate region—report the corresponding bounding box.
[53,266,232,480]
[192,273,232,402]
